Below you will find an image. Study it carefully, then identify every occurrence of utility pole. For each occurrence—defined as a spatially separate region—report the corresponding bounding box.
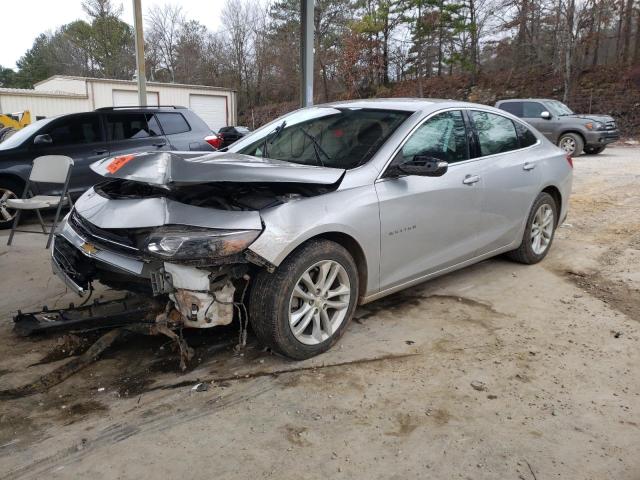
[300,0,314,107]
[133,0,147,106]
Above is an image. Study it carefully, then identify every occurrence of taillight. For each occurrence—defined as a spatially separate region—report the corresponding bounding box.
[566,153,573,168]
[205,134,223,149]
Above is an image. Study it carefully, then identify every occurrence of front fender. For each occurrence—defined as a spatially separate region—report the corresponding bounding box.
[247,185,381,296]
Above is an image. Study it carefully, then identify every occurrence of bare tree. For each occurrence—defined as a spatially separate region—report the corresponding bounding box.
[146,3,185,82]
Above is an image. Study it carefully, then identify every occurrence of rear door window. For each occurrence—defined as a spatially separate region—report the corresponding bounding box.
[470,111,520,156]
[401,110,469,164]
[498,102,523,117]
[147,115,163,136]
[106,113,155,141]
[156,113,190,135]
[44,114,102,145]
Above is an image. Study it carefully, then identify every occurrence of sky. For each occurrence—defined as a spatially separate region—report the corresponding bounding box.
[0,0,225,69]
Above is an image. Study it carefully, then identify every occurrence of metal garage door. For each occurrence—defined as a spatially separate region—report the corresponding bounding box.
[112,90,159,107]
[189,94,227,131]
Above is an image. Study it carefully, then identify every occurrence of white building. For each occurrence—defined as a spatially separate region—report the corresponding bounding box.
[0,75,237,131]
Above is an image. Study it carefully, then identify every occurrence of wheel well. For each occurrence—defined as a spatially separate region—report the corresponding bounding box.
[0,174,25,192]
[314,232,368,299]
[542,186,562,224]
[558,130,585,145]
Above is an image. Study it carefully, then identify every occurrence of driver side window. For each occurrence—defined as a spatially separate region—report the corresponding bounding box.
[400,110,468,163]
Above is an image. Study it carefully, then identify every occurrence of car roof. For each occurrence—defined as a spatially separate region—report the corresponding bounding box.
[497,98,555,103]
[318,98,495,113]
[94,106,189,112]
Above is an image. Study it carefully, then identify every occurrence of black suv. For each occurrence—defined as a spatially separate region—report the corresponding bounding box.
[217,126,250,148]
[0,106,216,228]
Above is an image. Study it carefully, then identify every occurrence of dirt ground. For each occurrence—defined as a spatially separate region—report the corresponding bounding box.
[0,146,638,480]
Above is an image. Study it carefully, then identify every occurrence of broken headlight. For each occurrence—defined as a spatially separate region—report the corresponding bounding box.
[146,229,260,260]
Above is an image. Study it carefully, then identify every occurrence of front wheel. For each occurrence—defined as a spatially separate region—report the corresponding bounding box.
[584,145,606,155]
[506,192,558,265]
[249,239,359,360]
[558,133,584,156]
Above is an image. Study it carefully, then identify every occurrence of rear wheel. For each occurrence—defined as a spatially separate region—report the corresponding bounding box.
[584,145,606,155]
[0,178,23,229]
[249,239,359,360]
[558,133,584,156]
[506,192,558,265]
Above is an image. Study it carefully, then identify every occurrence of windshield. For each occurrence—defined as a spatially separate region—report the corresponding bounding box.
[546,100,574,117]
[0,118,53,150]
[229,107,411,169]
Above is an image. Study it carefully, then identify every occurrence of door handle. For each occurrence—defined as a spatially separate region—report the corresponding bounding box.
[523,162,536,171]
[94,149,108,155]
[153,141,167,147]
[463,174,480,185]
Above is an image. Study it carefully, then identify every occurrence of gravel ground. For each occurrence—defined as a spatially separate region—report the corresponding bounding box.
[0,146,638,480]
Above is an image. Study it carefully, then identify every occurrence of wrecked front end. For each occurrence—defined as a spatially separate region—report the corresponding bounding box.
[51,151,344,331]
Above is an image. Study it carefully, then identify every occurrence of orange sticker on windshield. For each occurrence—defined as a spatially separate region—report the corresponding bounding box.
[106,155,135,173]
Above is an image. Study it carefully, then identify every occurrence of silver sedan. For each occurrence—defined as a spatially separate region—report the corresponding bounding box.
[52,99,573,359]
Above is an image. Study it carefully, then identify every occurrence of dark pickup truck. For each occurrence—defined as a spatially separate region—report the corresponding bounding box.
[496,98,619,156]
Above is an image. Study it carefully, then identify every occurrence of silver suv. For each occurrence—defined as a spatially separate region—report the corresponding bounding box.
[52,99,573,360]
[495,98,619,156]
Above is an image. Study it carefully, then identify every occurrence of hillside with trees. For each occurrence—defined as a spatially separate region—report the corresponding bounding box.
[0,0,638,135]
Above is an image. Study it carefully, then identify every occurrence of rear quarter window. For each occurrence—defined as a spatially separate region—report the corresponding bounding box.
[515,122,538,148]
[157,113,191,135]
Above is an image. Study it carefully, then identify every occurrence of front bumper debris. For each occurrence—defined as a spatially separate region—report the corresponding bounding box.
[13,296,157,337]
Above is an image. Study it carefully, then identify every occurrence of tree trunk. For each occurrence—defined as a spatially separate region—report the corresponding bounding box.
[621,0,634,64]
[469,0,479,83]
[592,0,602,66]
[382,13,390,84]
[563,0,576,103]
[635,6,640,63]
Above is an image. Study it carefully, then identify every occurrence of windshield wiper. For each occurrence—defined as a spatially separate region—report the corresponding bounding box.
[261,120,287,158]
[299,127,331,167]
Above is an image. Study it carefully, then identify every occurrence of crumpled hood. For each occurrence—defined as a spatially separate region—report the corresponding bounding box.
[565,114,615,124]
[74,187,263,230]
[90,151,345,186]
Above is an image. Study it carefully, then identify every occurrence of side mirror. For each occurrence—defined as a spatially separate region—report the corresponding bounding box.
[540,111,552,120]
[33,134,53,145]
[388,155,448,178]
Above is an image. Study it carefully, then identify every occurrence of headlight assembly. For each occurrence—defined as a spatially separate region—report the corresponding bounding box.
[585,121,604,131]
[146,228,261,260]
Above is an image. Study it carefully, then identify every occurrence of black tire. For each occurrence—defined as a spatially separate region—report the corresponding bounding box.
[557,132,584,156]
[249,239,359,360]
[506,192,558,265]
[0,177,23,230]
[584,145,606,155]
[0,127,15,143]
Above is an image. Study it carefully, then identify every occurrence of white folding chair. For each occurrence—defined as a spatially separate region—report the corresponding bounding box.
[7,155,74,249]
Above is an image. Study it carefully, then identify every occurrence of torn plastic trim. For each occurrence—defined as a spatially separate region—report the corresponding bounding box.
[75,187,263,231]
[90,151,346,186]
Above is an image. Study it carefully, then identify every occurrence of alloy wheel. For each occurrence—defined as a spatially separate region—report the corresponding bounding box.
[531,204,554,255]
[0,188,17,223]
[288,260,351,345]
[559,136,576,154]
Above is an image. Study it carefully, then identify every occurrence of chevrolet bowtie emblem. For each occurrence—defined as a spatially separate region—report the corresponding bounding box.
[80,242,98,255]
